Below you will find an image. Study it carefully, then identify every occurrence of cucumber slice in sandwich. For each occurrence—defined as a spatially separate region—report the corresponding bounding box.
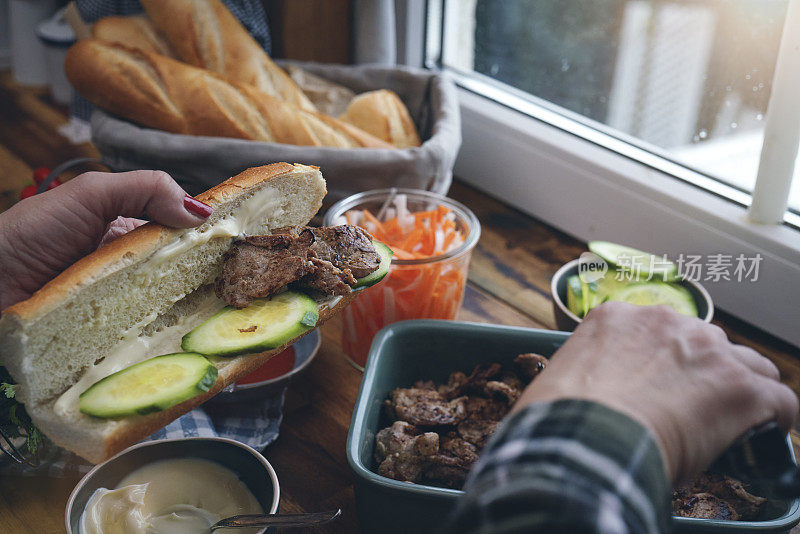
[182,290,319,357]
[605,282,698,317]
[588,241,679,282]
[79,353,217,418]
[354,240,393,289]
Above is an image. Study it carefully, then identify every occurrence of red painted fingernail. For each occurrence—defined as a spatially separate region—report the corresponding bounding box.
[184,195,213,218]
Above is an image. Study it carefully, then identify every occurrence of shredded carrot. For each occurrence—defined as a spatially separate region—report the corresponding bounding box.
[339,201,471,366]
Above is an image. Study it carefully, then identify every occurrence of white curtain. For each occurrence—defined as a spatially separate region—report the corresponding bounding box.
[353,0,396,65]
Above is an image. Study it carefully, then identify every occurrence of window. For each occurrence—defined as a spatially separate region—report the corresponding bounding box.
[402,0,800,346]
[427,0,800,220]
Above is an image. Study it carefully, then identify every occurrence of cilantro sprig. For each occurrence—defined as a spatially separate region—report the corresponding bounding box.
[1,366,43,455]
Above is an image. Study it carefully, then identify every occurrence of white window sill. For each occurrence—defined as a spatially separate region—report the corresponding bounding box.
[453,84,800,347]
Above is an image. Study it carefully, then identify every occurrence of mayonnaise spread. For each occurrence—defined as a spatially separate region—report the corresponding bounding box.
[54,292,224,417]
[55,185,285,415]
[79,458,264,534]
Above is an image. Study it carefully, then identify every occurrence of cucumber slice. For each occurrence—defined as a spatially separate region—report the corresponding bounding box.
[566,275,585,317]
[588,241,679,282]
[595,271,630,301]
[79,352,217,418]
[354,240,393,289]
[182,291,319,357]
[605,282,698,317]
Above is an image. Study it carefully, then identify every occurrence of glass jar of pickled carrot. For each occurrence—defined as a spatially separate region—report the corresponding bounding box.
[324,189,481,370]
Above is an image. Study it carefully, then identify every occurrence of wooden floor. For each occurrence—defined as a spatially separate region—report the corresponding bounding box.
[1,72,800,533]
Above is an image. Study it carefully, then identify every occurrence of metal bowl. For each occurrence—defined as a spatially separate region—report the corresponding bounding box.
[65,437,280,533]
[551,259,714,331]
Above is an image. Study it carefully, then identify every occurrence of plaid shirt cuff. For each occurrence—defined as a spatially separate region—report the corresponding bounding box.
[444,399,672,534]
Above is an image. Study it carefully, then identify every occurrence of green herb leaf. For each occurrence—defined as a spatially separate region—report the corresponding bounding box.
[0,382,16,398]
[301,311,319,327]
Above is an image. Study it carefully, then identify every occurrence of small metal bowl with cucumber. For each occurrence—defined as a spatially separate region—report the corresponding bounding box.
[551,241,714,331]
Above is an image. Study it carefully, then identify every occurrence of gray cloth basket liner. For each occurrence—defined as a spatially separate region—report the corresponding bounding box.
[90,62,461,202]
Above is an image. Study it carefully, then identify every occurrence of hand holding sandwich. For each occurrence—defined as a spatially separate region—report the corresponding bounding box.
[0,170,213,309]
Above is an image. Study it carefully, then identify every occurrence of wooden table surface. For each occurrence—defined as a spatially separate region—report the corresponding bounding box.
[2,72,800,533]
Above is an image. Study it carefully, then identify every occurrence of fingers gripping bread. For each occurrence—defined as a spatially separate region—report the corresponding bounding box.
[92,15,176,58]
[65,40,391,148]
[339,89,422,148]
[0,163,354,463]
[140,0,316,112]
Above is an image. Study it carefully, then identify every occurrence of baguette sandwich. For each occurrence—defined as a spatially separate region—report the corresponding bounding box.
[0,163,390,463]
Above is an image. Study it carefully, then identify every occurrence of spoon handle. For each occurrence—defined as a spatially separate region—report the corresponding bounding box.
[212,509,341,529]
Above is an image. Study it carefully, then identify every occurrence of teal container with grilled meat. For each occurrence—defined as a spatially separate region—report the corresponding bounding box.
[346,320,800,533]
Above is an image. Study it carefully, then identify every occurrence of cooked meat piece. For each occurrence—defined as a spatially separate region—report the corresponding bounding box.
[438,372,468,397]
[464,396,509,421]
[414,380,438,391]
[386,388,467,426]
[439,431,480,464]
[515,353,548,382]
[310,225,382,279]
[679,473,765,520]
[375,421,439,460]
[447,363,503,398]
[457,419,500,448]
[377,359,548,491]
[673,492,739,521]
[423,433,479,488]
[215,230,314,308]
[422,464,470,489]
[375,421,439,483]
[215,224,381,307]
[500,371,524,391]
[485,380,521,405]
[296,257,356,295]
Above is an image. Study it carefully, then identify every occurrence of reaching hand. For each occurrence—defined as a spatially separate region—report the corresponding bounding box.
[514,301,798,484]
[0,170,213,309]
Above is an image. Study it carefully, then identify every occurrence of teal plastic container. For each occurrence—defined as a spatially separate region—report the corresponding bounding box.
[346,320,800,533]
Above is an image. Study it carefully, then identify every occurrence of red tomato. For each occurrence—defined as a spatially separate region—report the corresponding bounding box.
[32,167,51,185]
[19,184,37,200]
[47,178,62,190]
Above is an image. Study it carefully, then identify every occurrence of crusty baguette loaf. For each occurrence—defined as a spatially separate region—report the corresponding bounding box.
[339,89,422,148]
[92,15,176,58]
[140,0,316,112]
[65,40,391,148]
[0,163,359,462]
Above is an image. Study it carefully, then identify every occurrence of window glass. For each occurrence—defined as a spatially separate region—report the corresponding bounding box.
[439,0,800,211]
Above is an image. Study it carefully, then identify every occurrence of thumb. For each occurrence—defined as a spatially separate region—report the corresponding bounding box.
[68,170,213,229]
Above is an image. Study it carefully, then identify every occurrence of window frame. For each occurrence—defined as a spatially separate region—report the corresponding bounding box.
[397,0,800,347]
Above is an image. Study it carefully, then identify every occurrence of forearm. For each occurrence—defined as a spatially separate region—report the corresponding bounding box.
[444,400,672,534]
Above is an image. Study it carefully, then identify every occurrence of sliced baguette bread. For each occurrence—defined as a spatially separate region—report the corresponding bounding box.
[0,162,355,462]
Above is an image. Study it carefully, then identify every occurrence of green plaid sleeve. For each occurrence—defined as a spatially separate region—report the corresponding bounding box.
[443,399,672,534]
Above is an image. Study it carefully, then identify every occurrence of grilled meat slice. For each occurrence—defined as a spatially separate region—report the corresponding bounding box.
[296,257,357,295]
[309,225,382,279]
[515,352,548,382]
[457,419,499,448]
[423,432,479,488]
[215,230,314,308]
[375,421,439,483]
[445,363,502,399]
[214,225,382,307]
[463,396,509,422]
[485,381,520,405]
[677,473,766,520]
[673,492,739,521]
[385,387,467,426]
